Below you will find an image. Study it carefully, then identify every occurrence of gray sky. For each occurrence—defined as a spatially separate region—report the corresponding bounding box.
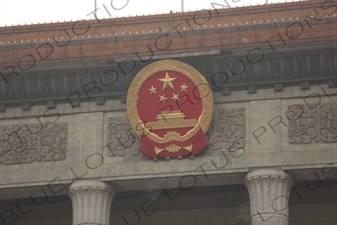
[0,0,297,27]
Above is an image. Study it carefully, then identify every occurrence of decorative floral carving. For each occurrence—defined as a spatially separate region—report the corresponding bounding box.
[206,108,246,151]
[288,103,337,144]
[0,122,68,165]
[106,117,140,157]
[107,109,246,157]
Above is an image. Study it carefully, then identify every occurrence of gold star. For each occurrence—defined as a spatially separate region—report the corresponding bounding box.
[159,94,168,103]
[171,93,180,102]
[148,85,157,95]
[158,72,177,90]
[180,83,189,92]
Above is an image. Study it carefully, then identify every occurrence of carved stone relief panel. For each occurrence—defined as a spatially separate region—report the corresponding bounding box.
[106,108,246,157]
[0,122,68,165]
[106,117,140,157]
[205,108,246,151]
[287,103,337,144]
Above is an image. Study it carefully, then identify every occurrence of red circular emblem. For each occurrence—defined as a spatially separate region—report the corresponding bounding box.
[127,60,213,160]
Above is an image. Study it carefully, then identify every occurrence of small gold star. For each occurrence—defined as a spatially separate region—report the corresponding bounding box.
[180,83,189,92]
[171,93,180,102]
[158,72,177,90]
[159,94,168,103]
[148,85,157,95]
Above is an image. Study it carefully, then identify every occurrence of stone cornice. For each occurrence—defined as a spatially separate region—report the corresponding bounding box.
[1,16,336,51]
[0,47,336,105]
[1,0,336,68]
[0,0,317,32]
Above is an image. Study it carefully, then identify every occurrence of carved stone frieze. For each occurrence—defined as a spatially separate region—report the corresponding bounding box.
[107,108,246,157]
[287,103,337,144]
[0,122,68,165]
[106,117,140,157]
[205,108,246,151]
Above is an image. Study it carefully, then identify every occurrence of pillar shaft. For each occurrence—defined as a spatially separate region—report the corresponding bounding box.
[244,169,294,225]
[69,179,116,225]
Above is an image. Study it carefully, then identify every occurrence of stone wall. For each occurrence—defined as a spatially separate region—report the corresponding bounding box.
[1,184,335,225]
[0,83,336,188]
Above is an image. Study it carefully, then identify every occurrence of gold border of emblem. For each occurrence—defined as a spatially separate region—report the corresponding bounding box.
[126,59,214,144]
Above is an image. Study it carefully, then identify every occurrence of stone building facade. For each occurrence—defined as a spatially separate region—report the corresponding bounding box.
[0,0,336,224]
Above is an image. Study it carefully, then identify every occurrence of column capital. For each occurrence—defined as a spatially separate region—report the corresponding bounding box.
[244,168,294,225]
[69,179,117,225]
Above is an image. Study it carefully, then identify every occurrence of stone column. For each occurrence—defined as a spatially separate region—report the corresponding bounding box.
[244,169,294,225]
[68,179,116,225]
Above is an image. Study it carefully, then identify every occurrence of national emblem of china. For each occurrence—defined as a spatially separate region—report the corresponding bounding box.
[126,59,214,161]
